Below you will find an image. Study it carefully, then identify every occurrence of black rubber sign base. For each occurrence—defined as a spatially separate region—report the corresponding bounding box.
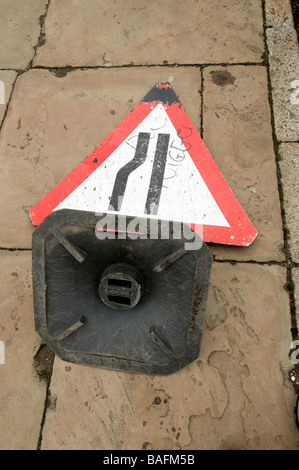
[32,210,212,375]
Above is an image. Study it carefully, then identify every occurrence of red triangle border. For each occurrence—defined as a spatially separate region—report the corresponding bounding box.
[30,89,257,247]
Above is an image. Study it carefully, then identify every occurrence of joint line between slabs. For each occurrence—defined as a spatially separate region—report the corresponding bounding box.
[0,247,32,252]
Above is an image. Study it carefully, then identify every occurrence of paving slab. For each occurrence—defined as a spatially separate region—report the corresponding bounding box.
[0,67,201,249]
[0,0,47,69]
[266,25,299,142]
[33,0,264,67]
[0,70,17,124]
[279,143,299,263]
[39,263,298,450]
[265,0,295,27]
[0,251,47,450]
[202,65,284,262]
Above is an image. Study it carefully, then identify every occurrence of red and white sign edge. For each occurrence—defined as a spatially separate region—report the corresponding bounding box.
[30,83,258,246]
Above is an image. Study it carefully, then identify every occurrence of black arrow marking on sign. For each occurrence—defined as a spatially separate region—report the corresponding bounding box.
[144,133,170,215]
[109,131,170,214]
[109,132,151,211]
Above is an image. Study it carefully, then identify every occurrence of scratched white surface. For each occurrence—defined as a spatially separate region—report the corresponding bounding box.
[56,104,229,227]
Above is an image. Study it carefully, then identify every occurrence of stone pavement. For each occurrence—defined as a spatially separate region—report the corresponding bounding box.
[0,0,298,450]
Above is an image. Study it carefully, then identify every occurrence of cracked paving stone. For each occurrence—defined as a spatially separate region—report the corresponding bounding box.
[38,263,298,450]
[33,0,264,67]
[0,251,47,450]
[203,65,284,262]
[0,0,48,69]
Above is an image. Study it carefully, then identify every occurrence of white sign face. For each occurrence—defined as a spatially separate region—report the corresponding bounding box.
[55,104,229,228]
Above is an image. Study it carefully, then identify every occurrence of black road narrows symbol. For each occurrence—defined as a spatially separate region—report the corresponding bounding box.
[144,133,170,215]
[109,132,170,215]
[109,132,151,211]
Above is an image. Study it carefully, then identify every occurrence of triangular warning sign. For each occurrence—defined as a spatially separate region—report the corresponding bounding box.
[30,83,257,246]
